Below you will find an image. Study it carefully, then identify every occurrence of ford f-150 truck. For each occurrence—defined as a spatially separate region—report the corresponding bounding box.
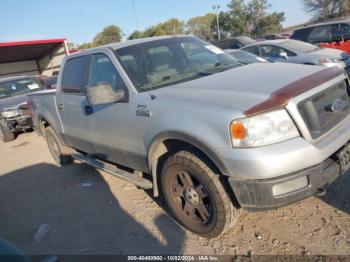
[28,36,350,238]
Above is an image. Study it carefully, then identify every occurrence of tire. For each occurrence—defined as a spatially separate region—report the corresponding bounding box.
[0,124,15,142]
[160,150,239,238]
[45,126,73,165]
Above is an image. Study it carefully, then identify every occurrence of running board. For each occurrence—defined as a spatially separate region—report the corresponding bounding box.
[72,153,153,190]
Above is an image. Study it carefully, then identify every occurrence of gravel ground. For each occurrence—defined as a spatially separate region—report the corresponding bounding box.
[0,132,349,257]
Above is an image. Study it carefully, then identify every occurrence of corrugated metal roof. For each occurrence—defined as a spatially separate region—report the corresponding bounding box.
[0,39,66,64]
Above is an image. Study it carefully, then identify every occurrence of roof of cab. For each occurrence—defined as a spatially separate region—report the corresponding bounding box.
[296,17,350,30]
[67,35,192,59]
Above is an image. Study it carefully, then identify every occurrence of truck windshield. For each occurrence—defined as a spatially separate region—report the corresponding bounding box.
[115,37,241,92]
[0,78,43,99]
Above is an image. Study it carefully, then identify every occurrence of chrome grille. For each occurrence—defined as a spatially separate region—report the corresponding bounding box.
[298,81,350,139]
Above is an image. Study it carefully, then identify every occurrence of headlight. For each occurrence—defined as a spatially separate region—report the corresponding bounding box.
[230,109,300,147]
[1,110,20,118]
[319,58,341,64]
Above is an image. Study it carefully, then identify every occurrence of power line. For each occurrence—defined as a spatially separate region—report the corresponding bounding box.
[131,0,140,31]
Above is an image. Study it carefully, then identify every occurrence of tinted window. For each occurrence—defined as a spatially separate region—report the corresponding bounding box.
[291,28,311,41]
[61,57,86,93]
[308,25,333,44]
[334,23,350,41]
[88,54,126,92]
[243,46,260,55]
[115,37,240,92]
[260,45,295,58]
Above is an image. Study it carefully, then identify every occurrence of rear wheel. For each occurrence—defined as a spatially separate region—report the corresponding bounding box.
[0,124,15,142]
[45,126,73,165]
[161,151,239,238]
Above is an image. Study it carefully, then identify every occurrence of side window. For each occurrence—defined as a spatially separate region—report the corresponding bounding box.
[61,57,86,94]
[260,45,295,58]
[291,28,310,42]
[339,24,350,41]
[308,25,333,44]
[243,46,259,56]
[88,54,126,92]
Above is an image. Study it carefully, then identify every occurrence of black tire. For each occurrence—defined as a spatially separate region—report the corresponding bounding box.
[160,151,239,238]
[45,126,73,165]
[0,124,15,142]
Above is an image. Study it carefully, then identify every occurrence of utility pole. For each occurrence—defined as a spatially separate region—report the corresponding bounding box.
[212,4,221,41]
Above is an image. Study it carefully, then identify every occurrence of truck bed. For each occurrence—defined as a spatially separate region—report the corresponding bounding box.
[27,90,63,137]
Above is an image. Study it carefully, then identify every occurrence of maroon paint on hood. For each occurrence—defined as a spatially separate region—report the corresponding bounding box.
[244,66,345,116]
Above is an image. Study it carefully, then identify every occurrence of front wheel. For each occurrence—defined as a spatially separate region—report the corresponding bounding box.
[161,151,239,238]
[45,126,73,165]
[0,124,15,142]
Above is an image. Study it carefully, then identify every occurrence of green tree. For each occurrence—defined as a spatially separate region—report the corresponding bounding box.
[219,0,285,38]
[77,42,93,49]
[128,30,144,40]
[162,18,185,35]
[256,12,285,35]
[142,18,185,38]
[303,0,350,20]
[92,25,122,47]
[219,0,250,37]
[187,13,216,40]
[246,0,271,36]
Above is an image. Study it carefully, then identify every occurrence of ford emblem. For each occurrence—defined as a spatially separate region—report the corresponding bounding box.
[331,99,343,112]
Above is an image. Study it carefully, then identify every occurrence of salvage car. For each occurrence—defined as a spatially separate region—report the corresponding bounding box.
[28,36,350,238]
[0,75,44,142]
[225,49,268,64]
[242,39,350,73]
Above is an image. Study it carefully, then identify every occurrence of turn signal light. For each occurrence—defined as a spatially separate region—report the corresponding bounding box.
[230,122,246,139]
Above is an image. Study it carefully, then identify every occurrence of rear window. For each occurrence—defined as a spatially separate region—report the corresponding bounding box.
[61,57,87,94]
[279,40,318,53]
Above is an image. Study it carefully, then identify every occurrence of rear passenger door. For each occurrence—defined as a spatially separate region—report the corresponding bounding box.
[56,56,94,154]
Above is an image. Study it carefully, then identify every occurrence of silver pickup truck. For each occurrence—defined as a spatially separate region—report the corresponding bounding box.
[28,36,350,238]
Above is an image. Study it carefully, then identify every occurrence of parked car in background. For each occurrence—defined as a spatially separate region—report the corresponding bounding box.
[290,19,350,46]
[212,36,256,49]
[264,34,286,40]
[28,35,350,238]
[242,39,350,73]
[225,49,269,64]
[0,75,44,142]
[35,76,58,89]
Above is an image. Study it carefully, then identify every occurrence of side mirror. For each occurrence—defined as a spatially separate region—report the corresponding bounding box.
[86,83,125,106]
[279,51,288,59]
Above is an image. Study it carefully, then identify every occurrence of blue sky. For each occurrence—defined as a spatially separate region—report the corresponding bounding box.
[0,0,310,44]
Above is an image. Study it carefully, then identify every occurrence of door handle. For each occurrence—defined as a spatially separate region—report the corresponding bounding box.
[57,104,64,110]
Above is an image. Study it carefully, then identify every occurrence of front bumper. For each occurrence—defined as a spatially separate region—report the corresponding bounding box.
[2,115,33,132]
[228,158,340,210]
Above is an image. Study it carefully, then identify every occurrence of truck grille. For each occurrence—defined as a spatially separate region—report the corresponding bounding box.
[298,80,350,139]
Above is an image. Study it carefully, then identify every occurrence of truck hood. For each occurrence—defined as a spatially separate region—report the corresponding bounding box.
[0,94,28,111]
[152,63,329,112]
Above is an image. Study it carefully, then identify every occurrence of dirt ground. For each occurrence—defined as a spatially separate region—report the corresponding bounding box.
[0,132,349,257]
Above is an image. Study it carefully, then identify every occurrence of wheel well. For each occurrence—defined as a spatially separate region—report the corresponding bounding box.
[150,139,232,198]
[39,118,50,136]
